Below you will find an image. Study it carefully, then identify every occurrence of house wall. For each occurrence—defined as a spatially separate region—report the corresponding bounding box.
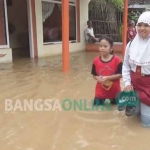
[0,0,90,63]
[34,0,90,57]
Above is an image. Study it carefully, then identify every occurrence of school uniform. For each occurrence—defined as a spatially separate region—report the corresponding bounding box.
[123,11,150,126]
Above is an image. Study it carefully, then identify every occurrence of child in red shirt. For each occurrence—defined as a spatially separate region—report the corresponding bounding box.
[127,20,136,42]
[91,36,122,105]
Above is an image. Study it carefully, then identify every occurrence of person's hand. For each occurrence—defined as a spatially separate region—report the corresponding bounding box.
[124,85,133,92]
[98,76,108,84]
[97,76,103,83]
[101,76,109,84]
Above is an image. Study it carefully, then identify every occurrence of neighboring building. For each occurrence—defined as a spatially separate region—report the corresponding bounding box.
[129,0,150,4]
[129,0,150,8]
[128,0,150,21]
[0,0,90,63]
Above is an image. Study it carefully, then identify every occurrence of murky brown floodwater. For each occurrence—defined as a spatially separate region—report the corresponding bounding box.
[0,52,150,150]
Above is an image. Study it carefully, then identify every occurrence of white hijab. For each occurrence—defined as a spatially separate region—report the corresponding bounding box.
[129,11,150,66]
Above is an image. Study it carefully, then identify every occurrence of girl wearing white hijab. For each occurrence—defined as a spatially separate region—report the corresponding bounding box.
[122,11,150,127]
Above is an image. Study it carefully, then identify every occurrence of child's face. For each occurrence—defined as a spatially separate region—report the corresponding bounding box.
[137,22,150,39]
[99,39,112,56]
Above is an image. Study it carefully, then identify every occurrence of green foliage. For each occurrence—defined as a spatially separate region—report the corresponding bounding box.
[92,0,124,12]
[128,10,145,23]
[94,0,124,11]
[105,0,124,11]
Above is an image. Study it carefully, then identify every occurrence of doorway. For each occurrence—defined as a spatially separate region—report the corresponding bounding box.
[6,0,30,59]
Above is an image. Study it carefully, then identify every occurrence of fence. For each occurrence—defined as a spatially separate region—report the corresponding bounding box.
[89,0,123,42]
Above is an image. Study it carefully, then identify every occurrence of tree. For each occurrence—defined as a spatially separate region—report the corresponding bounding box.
[106,0,124,11]
[95,0,124,11]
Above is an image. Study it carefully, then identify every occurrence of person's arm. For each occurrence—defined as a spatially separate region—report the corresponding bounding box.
[87,33,98,42]
[93,75,100,81]
[87,33,94,38]
[127,30,132,41]
[100,62,122,82]
[101,75,121,83]
[122,43,133,91]
[91,63,100,81]
[127,33,132,41]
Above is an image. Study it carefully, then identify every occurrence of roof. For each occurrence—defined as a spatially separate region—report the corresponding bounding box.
[129,0,150,5]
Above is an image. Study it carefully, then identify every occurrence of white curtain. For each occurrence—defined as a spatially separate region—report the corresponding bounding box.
[42,2,55,22]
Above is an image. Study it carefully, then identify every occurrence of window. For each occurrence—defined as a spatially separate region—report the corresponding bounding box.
[0,0,9,47]
[42,0,76,44]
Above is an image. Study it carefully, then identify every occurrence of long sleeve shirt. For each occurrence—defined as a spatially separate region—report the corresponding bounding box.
[122,43,150,86]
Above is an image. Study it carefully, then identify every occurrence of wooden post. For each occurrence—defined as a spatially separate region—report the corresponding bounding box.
[31,0,38,58]
[122,0,128,56]
[62,0,69,72]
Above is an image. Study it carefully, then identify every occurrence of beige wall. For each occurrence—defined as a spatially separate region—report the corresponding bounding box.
[7,0,29,48]
[35,0,90,58]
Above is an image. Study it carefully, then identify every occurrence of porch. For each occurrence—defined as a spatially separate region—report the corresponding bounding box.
[86,42,123,53]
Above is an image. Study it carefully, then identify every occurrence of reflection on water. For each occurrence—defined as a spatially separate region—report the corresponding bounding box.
[0,52,150,150]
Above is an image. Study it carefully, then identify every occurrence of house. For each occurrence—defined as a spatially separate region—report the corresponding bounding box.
[1,0,149,71]
[0,0,90,65]
[129,0,150,9]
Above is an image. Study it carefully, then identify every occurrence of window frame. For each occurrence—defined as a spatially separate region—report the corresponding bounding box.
[0,0,10,48]
[42,0,77,45]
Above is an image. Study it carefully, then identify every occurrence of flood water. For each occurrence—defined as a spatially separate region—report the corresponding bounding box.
[0,52,150,150]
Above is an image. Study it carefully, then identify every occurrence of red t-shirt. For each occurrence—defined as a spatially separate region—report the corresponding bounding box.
[92,55,122,99]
